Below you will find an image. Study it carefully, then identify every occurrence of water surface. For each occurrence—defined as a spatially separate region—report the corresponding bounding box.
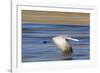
[22,24,90,62]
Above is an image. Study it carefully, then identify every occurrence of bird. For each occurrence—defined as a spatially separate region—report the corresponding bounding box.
[52,35,79,56]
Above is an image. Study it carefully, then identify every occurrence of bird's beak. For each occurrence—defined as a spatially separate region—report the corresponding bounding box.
[67,37,79,41]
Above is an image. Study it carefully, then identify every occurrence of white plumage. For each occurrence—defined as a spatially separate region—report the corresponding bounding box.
[52,35,79,56]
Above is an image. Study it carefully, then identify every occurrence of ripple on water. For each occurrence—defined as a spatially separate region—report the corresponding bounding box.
[22,24,90,62]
